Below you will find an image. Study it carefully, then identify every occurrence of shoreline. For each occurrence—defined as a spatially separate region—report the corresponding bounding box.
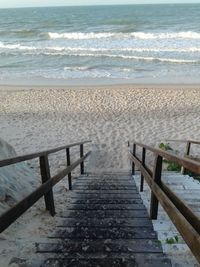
[1,75,200,88]
[1,83,200,92]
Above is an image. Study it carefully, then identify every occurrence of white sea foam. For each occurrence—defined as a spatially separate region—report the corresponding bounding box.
[48,32,115,39]
[130,31,200,39]
[1,40,200,54]
[64,66,91,71]
[62,52,198,63]
[48,31,200,40]
[0,41,197,64]
[0,42,37,50]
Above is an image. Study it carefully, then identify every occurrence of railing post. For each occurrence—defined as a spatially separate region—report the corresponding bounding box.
[66,148,72,190]
[181,141,191,175]
[140,147,146,192]
[132,144,136,175]
[150,155,163,219]
[80,144,84,175]
[39,155,55,216]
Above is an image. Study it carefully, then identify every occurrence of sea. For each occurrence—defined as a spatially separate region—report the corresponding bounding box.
[0,4,200,85]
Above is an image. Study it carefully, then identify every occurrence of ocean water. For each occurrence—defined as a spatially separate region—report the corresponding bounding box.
[0,4,200,84]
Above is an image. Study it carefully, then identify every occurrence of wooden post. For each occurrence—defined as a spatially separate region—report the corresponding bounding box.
[150,155,163,219]
[132,144,136,175]
[66,148,72,190]
[140,147,146,192]
[80,144,84,175]
[181,141,191,175]
[39,155,55,216]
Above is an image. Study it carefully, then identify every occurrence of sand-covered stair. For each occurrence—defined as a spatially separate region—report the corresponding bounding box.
[36,173,171,267]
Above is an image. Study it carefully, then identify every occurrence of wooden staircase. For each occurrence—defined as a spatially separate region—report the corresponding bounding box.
[36,173,172,267]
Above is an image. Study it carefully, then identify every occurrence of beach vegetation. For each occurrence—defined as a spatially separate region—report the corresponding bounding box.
[165,235,179,244]
[158,142,181,172]
[158,143,173,151]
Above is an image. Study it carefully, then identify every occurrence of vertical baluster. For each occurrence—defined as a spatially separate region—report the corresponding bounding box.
[132,144,136,175]
[181,141,191,174]
[66,147,72,190]
[150,155,163,219]
[140,147,146,192]
[40,155,55,216]
[80,144,84,175]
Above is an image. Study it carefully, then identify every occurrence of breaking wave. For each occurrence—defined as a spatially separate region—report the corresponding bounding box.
[48,31,200,40]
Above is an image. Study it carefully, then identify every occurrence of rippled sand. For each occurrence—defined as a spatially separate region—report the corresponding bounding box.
[0,84,200,172]
[1,84,200,266]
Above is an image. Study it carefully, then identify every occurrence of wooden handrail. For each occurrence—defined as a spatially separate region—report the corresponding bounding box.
[0,140,91,167]
[0,141,92,232]
[166,139,200,145]
[163,139,200,174]
[129,141,200,263]
[134,141,200,174]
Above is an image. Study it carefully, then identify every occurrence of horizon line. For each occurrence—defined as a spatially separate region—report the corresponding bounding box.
[0,2,199,10]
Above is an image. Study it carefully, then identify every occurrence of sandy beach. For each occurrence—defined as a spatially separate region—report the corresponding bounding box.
[1,83,200,266]
[1,84,200,172]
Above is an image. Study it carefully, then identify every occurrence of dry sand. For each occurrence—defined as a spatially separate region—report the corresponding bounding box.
[1,84,200,172]
[0,83,200,266]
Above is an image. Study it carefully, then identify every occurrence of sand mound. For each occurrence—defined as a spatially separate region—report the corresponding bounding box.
[0,138,39,214]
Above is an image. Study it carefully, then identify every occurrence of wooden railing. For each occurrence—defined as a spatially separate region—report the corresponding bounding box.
[129,142,200,263]
[0,140,91,233]
[165,139,200,174]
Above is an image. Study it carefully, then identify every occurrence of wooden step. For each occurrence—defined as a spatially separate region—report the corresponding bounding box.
[40,254,172,267]
[36,173,171,267]
[65,203,145,210]
[59,209,148,218]
[47,227,156,240]
[69,193,141,199]
[37,239,162,253]
[53,217,152,228]
[71,190,138,194]
[64,198,142,205]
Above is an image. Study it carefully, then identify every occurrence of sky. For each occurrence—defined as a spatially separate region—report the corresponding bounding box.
[0,0,200,8]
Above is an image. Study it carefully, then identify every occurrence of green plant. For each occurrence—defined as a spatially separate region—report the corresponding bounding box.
[159,143,181,172]
[159,143,173,151]
[165,235,179,244]
[166,161,181,172]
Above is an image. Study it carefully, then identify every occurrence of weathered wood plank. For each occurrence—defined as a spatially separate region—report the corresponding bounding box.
[40,254,172,267]
[69,193,141,199]
[63,198,143,204]
[40,155,55,216]
[150,155,162,219]
[36,172,171,267]
[72,190,138,194]
[37,239,162,253]
[0,151,91,233]
[59,209,148,218]
[0,140,91,167]
[52,217,152,228]
[130,151,200,263]
[66,147,72,190]
[80,144,84,174]
[47,227,156,240]
[161,182,200,234]
[65,203,145,210]
[133,142,200,174]
[72,186,137,190]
